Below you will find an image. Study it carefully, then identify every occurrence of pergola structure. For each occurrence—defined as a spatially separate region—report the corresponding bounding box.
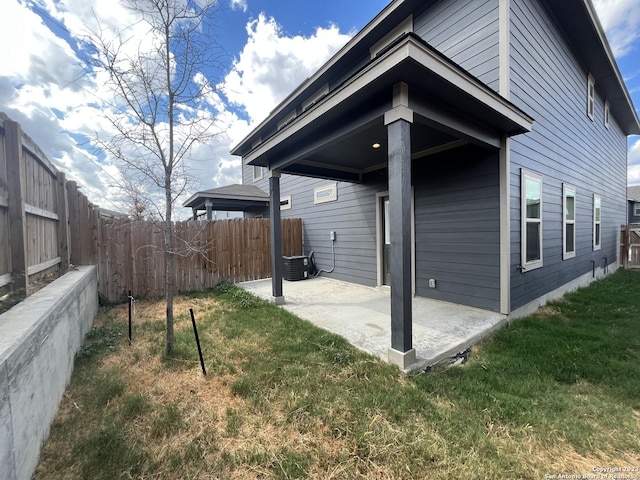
[183,184,269,220]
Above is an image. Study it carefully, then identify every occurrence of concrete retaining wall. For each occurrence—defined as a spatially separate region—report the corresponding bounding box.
[0,266,98,480]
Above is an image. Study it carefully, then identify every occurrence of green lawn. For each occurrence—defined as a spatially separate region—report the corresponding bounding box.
[34,270,640,479]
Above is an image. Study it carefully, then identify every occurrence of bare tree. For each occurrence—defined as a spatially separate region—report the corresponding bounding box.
[89,0,223,354]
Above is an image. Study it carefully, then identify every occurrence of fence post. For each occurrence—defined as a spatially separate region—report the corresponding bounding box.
[5,118,28,296]
[621,225,629,269]
[67,181,80,265]
[56,171,70,271]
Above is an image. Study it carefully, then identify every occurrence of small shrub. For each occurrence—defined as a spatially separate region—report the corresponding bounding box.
[230,288,262,309]
[213,281,234,294]
[77,325,122,360]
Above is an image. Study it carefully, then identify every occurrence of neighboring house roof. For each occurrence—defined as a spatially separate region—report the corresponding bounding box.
[183,184,269,213]
[628,186,640,202]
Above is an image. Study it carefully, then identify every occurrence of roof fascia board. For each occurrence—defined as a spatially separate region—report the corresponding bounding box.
[405,39,533,131]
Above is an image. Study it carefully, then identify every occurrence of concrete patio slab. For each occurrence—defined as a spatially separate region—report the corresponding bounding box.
[239,276,507,371]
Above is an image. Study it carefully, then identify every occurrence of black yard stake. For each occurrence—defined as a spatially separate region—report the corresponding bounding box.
[128,290,132,346]
[189,308,207,376]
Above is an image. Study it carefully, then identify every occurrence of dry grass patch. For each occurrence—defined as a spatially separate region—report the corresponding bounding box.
[35,272,640,479]
[35,291,361,479]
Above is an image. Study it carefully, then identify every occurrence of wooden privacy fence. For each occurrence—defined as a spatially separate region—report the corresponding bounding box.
[0,113,92,296]
[620,225,640,269]
[1,113,304,304]
[93,217,303,303]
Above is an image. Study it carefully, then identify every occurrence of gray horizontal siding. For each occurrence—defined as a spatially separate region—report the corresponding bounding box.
[415,0,500,91]
[242,145,503,313]
[509,0,628,310]
[244,167,384,286]
[414,147,500,311]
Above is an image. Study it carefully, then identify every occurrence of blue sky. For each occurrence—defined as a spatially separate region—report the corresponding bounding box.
[0,0,639,216]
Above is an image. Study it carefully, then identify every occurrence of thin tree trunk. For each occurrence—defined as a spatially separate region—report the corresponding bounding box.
[165,174,175,355]
[165,19,175,357]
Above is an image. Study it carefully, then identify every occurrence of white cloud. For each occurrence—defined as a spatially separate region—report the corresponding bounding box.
[222,14,351,126]
[230,0,247,13]
[629,138,640,166]
[628,139,640,185]
[2,2,352,215]
[593,0,640,57]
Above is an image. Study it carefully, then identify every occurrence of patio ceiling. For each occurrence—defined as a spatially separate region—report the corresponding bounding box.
[242,33,533,183]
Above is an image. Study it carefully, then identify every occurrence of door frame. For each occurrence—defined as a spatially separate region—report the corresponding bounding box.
[375,189,415,294]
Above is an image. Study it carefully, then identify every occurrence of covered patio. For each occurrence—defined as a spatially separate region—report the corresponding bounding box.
[240,276,507,372]
[232,31,533,370]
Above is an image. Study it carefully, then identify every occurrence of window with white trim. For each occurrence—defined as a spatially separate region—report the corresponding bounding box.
[563,184,576,260]
[634,202,640,216]
[280,195,291,211]
[521,169,543,271]
[604,100,610,129]
[593,194,601,250]
[253,165,265,182]
[314,183,338,204]
[587,74,595,120]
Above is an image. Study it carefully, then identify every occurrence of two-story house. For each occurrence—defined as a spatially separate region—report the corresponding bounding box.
[228,0,640,368]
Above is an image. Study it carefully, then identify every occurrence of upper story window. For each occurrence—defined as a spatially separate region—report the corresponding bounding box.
[314,183,338,204]
[563,184,576,260]
[280,195,292,211]
[521,169,543,271]
[593,194,602,251]
[604,100,610,129]
[587,73,595,120]
[253,165,265,182]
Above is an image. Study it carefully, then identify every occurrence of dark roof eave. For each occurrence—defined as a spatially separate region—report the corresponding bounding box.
[543,0,640,135]
[239,34,534,168]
